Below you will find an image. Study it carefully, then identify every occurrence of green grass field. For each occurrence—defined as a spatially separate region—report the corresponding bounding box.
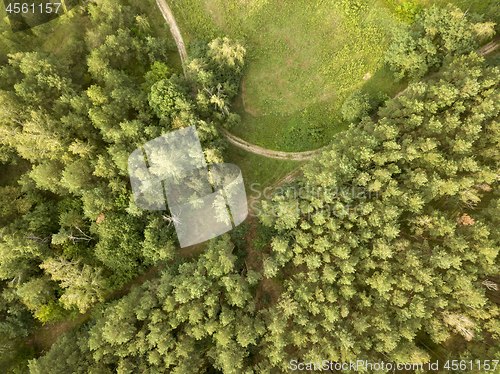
[225,143,300,192]
[170,0,404,152]
[170,0,498,153]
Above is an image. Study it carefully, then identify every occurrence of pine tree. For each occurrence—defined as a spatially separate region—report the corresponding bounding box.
[385,5,495,80]
[258,53,499,368]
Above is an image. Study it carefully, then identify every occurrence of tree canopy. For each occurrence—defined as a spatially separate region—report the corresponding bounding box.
[385,5,495,80]
[257,53,499,369]
[26,52,499,373]
[0,0,246,354]
[0,1,498,373]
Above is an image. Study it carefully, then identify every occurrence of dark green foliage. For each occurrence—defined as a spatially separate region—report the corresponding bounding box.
[34,236,263,373]
[1,1,498,372]
[92,213,144,279]
[141,216,176,264]
[0,283,37,372]
[0,0,245,332]
[15,277,65,323]
[257,53,499,370]
[28,330,101,374]
[0,0,170,323]
[149,78,191,120]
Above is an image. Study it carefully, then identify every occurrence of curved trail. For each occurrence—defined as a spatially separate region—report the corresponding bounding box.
[158,0,499,160]
[156,0,322,161]
[220,128,324,161]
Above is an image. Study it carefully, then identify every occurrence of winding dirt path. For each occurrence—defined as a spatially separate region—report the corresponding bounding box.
[220,128,324,161]
[158,1,499,160]
[156,0,323,161]
[478,37,499,56]
[156,0,188,73]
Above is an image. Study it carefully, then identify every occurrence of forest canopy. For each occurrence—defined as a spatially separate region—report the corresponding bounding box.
[25,50,500,374]
[0,0,498,373]
[0,0,245,369]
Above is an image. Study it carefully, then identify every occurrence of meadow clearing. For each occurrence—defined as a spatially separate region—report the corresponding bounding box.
[1,0,497,188]
[170,0,407,152]
[170,0,498,151]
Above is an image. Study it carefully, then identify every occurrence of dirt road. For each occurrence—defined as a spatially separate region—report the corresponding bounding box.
[156,0,323,161]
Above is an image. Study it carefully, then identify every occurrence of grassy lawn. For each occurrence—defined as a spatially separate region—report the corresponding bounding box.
[225,143,300,191]
[170,0,404,151]
[385,0,499,17]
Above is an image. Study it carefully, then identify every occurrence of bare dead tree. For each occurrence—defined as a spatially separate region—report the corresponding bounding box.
[162,214,181,227]
[67,226,94,243]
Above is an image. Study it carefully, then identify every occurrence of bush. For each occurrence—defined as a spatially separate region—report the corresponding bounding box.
[340,91,371,123]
